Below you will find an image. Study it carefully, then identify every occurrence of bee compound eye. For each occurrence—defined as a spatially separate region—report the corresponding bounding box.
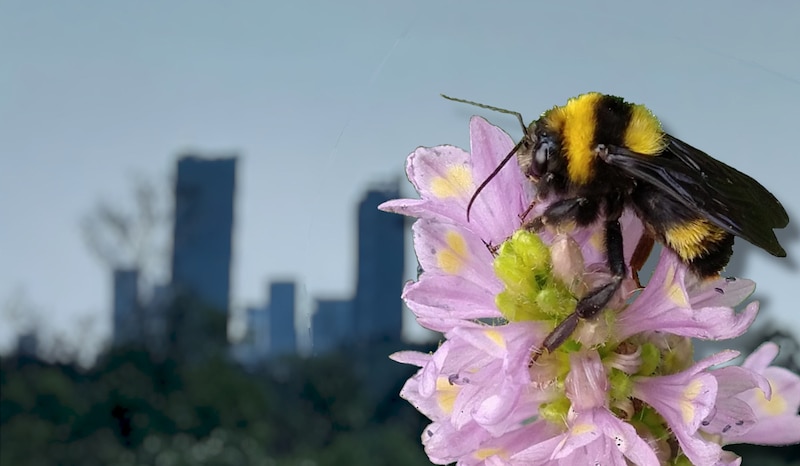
[531,139,554,178]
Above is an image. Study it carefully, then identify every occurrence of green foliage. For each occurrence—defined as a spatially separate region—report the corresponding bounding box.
[0,348,432,466]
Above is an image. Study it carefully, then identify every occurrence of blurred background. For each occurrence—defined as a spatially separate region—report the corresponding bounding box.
[1,1,799,465]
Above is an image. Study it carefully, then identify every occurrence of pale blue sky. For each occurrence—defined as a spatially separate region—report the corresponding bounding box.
[2,1,799,360]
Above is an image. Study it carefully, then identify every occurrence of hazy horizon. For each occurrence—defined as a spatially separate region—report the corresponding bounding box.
[2,1,799,364]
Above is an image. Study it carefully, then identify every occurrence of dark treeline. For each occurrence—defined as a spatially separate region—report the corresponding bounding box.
[3,334,800,465]
[0,341,433,466]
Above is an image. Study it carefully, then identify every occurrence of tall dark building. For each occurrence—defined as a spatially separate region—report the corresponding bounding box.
[168,155,236,355]
[247,303,270,358]
[112,268,140,346]
[352,184,404,343]
[170,156,236,314]
[268,281,297,356]
[312,298,354,354]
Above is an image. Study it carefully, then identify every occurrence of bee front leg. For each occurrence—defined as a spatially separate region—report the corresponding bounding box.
[522,196,598,232]
[533,218,626,360]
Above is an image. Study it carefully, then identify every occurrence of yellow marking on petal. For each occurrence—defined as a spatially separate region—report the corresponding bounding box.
[474,448,506,460]
[754,381,787,416]
[680,379,703,424]
[430,165,473,199]
[435,376,460,414]
[571,423,597,435]
[484,329,507,350]
[663,264,689,307]
[436,230,469,275]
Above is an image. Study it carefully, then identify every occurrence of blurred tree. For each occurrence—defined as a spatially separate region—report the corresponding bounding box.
[1,349,433,466]
[0,287,41,348]
[81,174,170,294]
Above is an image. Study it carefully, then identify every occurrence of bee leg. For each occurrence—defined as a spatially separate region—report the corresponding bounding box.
[518,199,538,222]
[629,231,655,288]
[523,197,595,232]
[533,219,625,360]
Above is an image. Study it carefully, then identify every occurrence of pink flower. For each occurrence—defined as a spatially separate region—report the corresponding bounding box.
[513,351,660,465]
[381,116,528,246]
[383,116,800,465]
[632,350,738,465]
[615,248,759,342]
[717,342,800,446]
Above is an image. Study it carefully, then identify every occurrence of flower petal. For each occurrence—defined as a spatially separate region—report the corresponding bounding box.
[723,343,800,446]
[616,248,758,341]
[464,116,530,245]
[413,219,499,286]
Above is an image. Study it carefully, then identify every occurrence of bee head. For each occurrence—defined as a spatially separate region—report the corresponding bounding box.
[517,121,558,181]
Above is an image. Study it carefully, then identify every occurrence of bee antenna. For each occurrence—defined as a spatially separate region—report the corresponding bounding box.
[466,138,525,222]
[441,94,530,223]
[441,94,528,135]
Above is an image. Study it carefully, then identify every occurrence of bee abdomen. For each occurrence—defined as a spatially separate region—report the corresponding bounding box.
[663,220,734,277]
[632,184,734,278]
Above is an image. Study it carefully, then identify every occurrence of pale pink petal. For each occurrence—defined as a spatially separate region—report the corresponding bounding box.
[403,275,498,316]
[723,343,800,446]
[390,350,431,367]
[405,144,473,205]
[413,219,499,287]
[702,365,770,439]
[591,409,661,466]
[463,116,530,245]
[633,351,739,465]
[616,248,758,341]
[565,350,609,412]
[716,451,743,466]
[686,275,755,309]
[423,420,490,465]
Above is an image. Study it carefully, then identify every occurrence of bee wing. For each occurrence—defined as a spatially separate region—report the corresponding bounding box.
[605,134,789,257]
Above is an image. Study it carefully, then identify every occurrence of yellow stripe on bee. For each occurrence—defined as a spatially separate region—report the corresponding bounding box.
[544,93,603,185]
[435,376,460,414]
[436,230,469,274]
[624,104,666,155]
[430,164,473,199]
[664,219,728,261]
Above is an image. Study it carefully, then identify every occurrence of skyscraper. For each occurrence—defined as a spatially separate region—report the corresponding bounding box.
[247,303,270,358]
[311,298,354,354]
[352,184,404,343]
[268,281,297,356]
[169,155,236,353]
[112,268,140,346]
[170,156,236,314]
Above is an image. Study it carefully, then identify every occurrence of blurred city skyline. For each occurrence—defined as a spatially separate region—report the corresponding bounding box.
[3,151,416,364]
[3,2,800,363]
[107,155,408,363]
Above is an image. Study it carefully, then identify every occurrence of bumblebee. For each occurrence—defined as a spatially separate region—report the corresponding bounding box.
[443,92,789,356]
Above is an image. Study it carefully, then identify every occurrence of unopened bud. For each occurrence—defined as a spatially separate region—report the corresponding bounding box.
[549,234,585,294]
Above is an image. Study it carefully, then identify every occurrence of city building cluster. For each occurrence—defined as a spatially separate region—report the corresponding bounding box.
[112,155,406,363]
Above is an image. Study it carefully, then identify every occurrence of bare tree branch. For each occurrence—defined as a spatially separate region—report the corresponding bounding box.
[81,174,170,291]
